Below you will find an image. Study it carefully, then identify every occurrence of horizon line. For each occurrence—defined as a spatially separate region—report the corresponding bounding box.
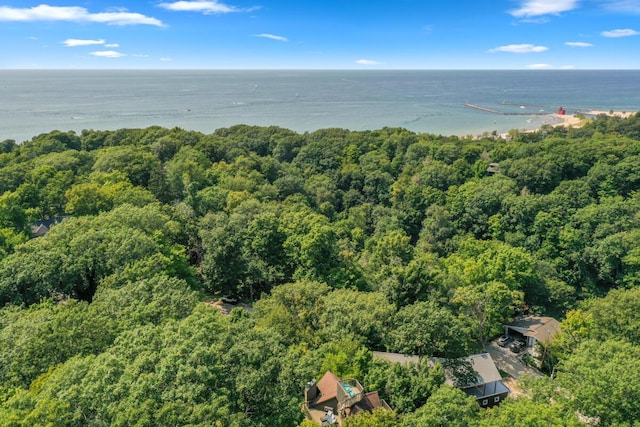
[2,67,640,71]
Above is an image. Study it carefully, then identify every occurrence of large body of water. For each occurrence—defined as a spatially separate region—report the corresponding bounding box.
[2,70,640,142]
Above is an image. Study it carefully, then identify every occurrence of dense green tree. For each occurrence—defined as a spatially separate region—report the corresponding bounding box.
[21,165,75,217]
[0,204,191,305]
[0,117,639,425]
[416,205,457,256]
[90,275,199,330]
[0,191,29,235]
[317,339,372,380]
[64,182,113,215]
[556,195,640,292]
[199,201,290,299]
[361,229,415,287]
[479,397,581,427]
[253,281,331,345]
[342,408,402,427]
[440,238,546,311]
[581,287,640,345]
[363,358,444,414]
[0,300,111,387]
[554,339,640,426]
[446,175,518,238]
[452,280,523,345]
[402,385,480,427]
[164,145,212,201]
[92,145,162,190]
[19,131,81,159]
[318,289,394,349]
[199,210,249,296]
[0,306,247,427]
[502,154,564,194]
[380,252,443,307]
[388,301,472,358]
[280,208,356,287]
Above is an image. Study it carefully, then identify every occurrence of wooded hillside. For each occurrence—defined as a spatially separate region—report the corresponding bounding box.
[1,114,640,426]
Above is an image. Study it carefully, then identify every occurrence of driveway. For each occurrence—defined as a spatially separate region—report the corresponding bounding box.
[486,341,543,379]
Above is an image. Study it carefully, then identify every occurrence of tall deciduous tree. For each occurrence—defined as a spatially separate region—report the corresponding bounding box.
[554,339,640,426]
[388,301,472,358]
[402,385,480,427]
[452,281,523,345]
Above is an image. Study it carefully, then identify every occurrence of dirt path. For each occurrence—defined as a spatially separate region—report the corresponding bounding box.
[486,341,543,379]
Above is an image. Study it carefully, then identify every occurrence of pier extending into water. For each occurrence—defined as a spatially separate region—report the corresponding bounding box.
[464,103,546,116]
[499,101,590,112]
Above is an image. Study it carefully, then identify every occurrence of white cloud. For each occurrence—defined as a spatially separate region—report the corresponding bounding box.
[105,43,120,48]
[88,11,163,26]
[0,5,163,26]
[518,17,550,24]
[489,44,549,53]
[356,59,381,65]
[63,38,105,47]
[90,50,126,58]
[510,0,579,17]
[601,0,640,14]
[160,57,173,62]
[602,28,639,37]
[561,65,576,69]
[528,63,553,69]
[565,41,593,47]
[256,33,288,42]
[159,1,257,14]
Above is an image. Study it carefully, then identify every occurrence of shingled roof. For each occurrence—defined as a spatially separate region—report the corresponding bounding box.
[505,316,560,344]
[314,371,340,405]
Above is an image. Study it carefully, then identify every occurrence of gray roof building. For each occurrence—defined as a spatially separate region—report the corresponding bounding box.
[504,316,560,347]
[373,351,509,408]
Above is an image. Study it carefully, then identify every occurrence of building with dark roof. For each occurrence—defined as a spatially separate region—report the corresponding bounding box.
[30,216,70,238]
[445,353,510,408]
[373,351,509,408]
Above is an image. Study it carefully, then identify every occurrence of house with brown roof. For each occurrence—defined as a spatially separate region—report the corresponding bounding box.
[503,316,560,349]
[303,371,390,426]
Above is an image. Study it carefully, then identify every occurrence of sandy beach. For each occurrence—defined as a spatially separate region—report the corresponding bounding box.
[496,109,636,139]
[586,110,636,119]
[551,113,583,128]
[551,109,636,130]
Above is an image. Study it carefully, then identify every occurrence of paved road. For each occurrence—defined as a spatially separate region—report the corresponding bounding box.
[486,341,543,379]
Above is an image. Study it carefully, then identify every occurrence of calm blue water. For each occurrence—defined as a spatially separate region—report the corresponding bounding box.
[1,70,640,142]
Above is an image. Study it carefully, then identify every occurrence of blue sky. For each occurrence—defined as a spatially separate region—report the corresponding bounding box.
[1,0,639,69]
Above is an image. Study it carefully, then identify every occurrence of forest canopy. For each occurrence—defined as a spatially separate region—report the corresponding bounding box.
[1,113,640,426]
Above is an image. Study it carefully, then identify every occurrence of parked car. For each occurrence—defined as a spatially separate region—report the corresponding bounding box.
[497,335,512,347]
[510,339,526,353]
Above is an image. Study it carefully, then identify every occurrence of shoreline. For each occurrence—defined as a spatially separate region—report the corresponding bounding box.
[551,113,583,128]
[537,109,635,133]
[494,109,636,139]
[4,107,636,144]
[555,110,636,127]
